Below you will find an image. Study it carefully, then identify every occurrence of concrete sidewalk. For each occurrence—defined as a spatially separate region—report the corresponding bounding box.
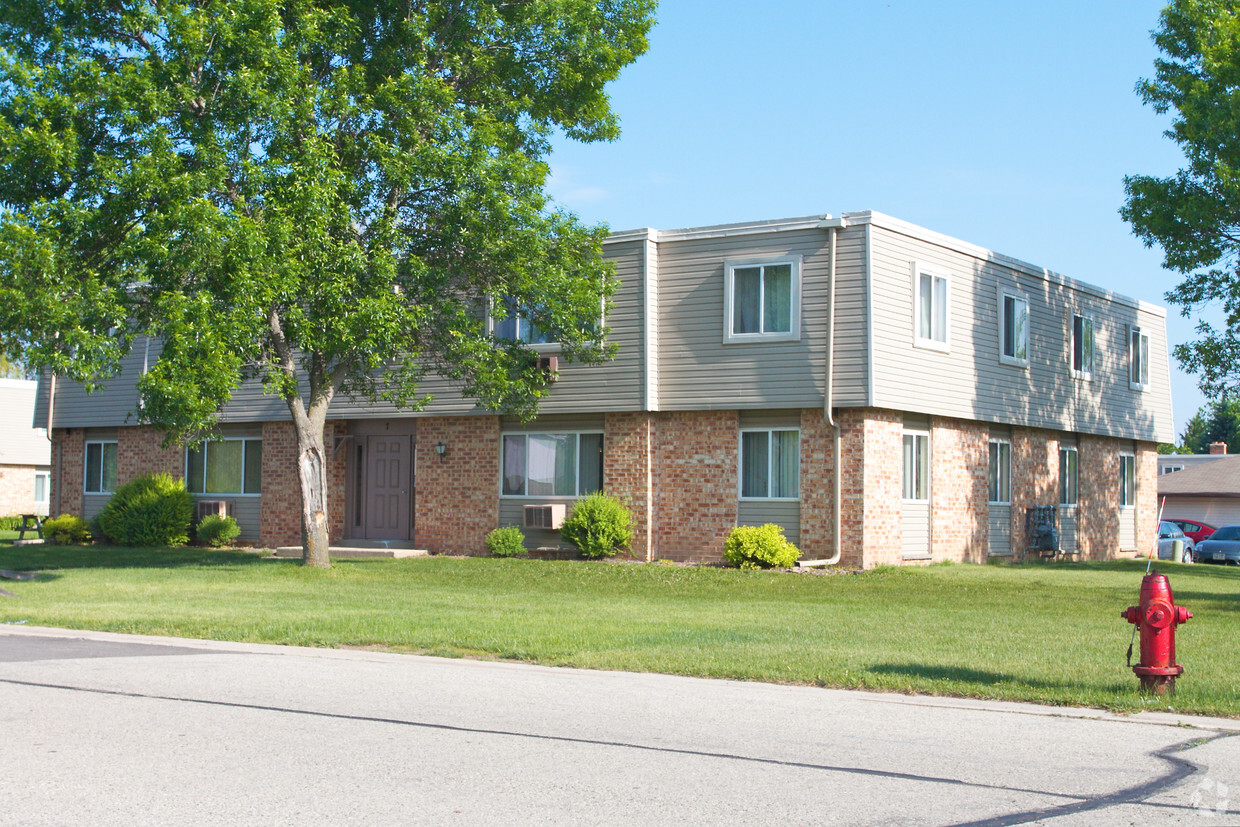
[1,624,1237,825]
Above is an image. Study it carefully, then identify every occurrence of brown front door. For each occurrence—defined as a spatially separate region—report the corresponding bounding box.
[364,435,411,539]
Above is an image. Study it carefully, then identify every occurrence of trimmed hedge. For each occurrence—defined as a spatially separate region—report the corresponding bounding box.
[42,514,92,545]
[723,524,801,569]
[560,492,632,559]
[97,473,193,547]
[485,526,528,557]
[196,514,241,548]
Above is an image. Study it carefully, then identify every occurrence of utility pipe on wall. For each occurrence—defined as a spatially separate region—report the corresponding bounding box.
[798,217,847,567]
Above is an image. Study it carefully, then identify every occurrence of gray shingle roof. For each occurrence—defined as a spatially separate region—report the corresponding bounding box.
[1158,455,1240,498]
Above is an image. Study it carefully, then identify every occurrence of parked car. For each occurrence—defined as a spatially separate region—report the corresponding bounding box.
[1168,518,1216,545]
[1157,521,1195,563]
[1193,525,1240,565]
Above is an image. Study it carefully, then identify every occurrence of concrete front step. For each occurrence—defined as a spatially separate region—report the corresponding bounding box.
[272,546,429,560]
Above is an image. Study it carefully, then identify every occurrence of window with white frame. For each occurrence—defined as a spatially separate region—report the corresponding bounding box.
[739,429,799,499]
[1120,453,1136,507]
[501,432,603,497]
[988,439,1011,504]
[84,441,118,493]
[902,430,930,501]
[33,471,49,505]
[999,293,1028,365]
[1129,326,1150,390]
[1059,446,1078,505]
[186,439,262,495]
[493,297,554,346]
[1071,314,1094,379]
[1160,465,1183,475]
[723,258,801,342]
[913,263,950,350]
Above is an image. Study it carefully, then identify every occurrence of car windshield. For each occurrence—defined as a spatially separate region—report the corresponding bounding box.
[1210,526,1240,541]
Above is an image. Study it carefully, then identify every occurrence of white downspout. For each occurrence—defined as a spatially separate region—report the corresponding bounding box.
[798,217,846,567]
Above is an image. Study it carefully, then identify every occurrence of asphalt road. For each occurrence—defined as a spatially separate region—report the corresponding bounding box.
[0,625,1237,826]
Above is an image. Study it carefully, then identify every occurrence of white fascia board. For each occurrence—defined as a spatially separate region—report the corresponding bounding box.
[607,215,836,244]
[846,211,1167,318]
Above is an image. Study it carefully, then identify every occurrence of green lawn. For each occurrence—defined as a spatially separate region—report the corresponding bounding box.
[0,539,1235,716]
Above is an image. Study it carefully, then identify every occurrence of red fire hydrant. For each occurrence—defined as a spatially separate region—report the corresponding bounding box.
[1121,571,1192,695]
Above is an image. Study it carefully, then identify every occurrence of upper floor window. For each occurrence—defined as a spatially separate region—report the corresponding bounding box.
[1129,326,1150,390]
[999,293,1028,366]
[1120,453,1136,508]
[913,263,950,351]
[1059,446,1078,505]
[502,432,603,497]
[187,439,262,495]
[84,441,118,494]
[723,257,801,343]
[902,430,930,501]
[493,298,554,346]
[988,439,1011,504]
[739,429,799,500]
[1070,314,1094,379]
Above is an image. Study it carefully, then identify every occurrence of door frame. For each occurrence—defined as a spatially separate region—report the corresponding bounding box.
[344,419,417,540]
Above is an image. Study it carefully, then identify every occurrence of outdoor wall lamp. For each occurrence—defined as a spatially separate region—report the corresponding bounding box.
[434,441,447,462]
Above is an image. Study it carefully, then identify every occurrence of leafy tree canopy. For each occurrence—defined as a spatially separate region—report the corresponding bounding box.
[1174,396,1240,454]
[1122,0,1240,396]
[0,0,654,565]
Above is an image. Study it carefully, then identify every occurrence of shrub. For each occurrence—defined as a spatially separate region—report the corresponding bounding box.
[42,514,92,545]
[723,524,801,569]
[0,515,21,531]
[196,514,241,548]
[560,492,632,559]
[485,525,527,557]
[96,472,194,547]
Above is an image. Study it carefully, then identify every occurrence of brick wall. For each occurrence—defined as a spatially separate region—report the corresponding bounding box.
[51,428,84,518]
[798,408,835,561]
[1010,428,1059,560]
[1077,434,1119,559]
[651,410,738,563]
[0,465,44,516]
[117,425,183,486]
[260,421,348,549]
[604,411,653,561]
[852,409,903,569]
[1136,442,1158,557]
[930,417,990,563]
[414,416,499,555]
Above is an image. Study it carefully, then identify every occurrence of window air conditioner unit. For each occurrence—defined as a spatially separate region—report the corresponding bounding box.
[196,500,235,522]
[523,503,566,530]
[536,355,558,374]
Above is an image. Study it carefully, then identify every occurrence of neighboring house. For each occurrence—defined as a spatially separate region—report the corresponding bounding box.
[0,378,52,517]
[1158,443,1230,475]
[35,211,1173,567]
[1158,455,1240,528]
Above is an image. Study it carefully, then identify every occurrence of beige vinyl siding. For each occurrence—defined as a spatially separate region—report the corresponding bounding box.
[191,495,260,543]
[988,506,1012,556]
[832,225,869,406]
[500,414,605,433]
[902,501,931,559]
[1119,506,1137,551]
[498,497,577,550]
[865,219,1173,443]
[656,229,830,410]
[83,494,110,522]
[737,501,800,546]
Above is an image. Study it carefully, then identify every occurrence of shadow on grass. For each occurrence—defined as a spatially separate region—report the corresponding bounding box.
[867,662,1126,692]
[0,543,271,571]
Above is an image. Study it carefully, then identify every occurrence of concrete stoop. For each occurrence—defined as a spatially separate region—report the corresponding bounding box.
[271,540,428,560]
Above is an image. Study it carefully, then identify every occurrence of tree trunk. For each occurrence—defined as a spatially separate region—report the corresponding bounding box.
[290,404,331,568]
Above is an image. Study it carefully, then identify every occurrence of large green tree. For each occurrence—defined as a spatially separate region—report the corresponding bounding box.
[0,0,654,566]
[1123,0,1240,398]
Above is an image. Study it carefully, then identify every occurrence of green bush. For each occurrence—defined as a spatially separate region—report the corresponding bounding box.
[560,492,632,559]
[0,515,21,531]
[485,525,528,557]
[96,472,194,547]
[723,524,801,569]
[42,514,92,545]
[196,514,241,548]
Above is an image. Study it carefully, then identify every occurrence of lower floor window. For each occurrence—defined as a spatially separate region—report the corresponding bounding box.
[988,440,1011,504]
[903,431,929,501]
[1120,454,1136,507]
[187,439,262,494]
[85,441,118,493]
[1059,447,1078,505]
[502,432,603,496]
[740,429,799,499]
[33,471,49,504]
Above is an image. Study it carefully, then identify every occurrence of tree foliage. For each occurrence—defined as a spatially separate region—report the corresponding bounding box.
[0,0,654,565]
[1176,396,1240,454]
[1122,0,1240,396]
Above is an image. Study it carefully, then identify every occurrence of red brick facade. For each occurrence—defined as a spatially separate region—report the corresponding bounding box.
[650,410,739,563]
[413,416,500,555]
[67,414,1164,567]
[0,465,46,516]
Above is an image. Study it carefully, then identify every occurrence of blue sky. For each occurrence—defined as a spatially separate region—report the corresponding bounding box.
[548,0,1207,438]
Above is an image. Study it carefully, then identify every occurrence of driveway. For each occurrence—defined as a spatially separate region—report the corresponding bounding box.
[0,625,1237,825]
